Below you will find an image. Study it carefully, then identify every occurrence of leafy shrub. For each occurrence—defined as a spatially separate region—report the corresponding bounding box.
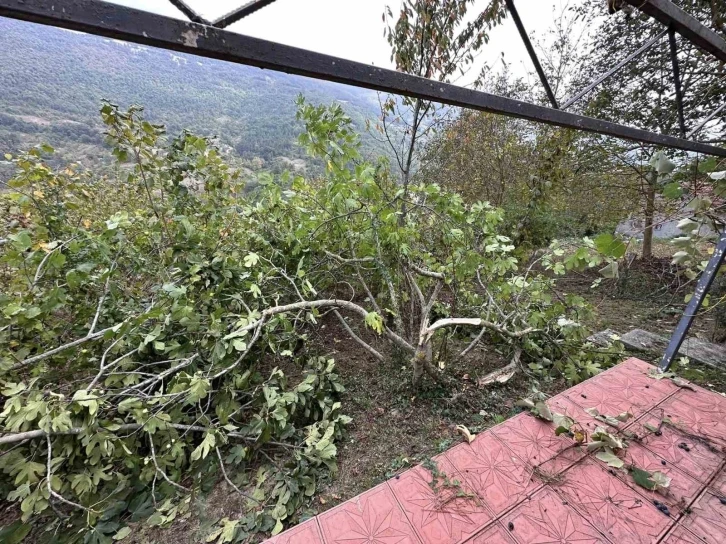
[0,103,350,542]
[0,99,620,541]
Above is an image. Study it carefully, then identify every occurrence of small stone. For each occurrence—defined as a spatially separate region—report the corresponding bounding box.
[661,460,666,466]
[720,497,726,505]
[581,394,587,399]
[507,522,514,531]
[645,385,650,389]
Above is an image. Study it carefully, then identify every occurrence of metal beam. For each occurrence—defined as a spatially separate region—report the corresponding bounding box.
[562,28,668,110]
[167,0,209,25]
[661,232,726,370]
[504,0,558,109]
[688,102,726,138]
[668,28,687,138]
[212,0,279,28]
[624,0,726,63]
[0,0,725,157]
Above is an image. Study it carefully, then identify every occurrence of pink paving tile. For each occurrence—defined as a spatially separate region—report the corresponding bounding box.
[618,357,659,375]
[659,390,726,447]
[596,362,677,405]
[680,491,726,542]
[554,460,671,543]
[270,359,726,543]
[660,525,706,543]
[263,518,324,544]
[620,441,702,516]
[317,482,420,544]
[445,434,539,516]
[548,394,622,441]
[535,443,587,477]
[491,412,574,468]
[669,379,726,411]
[565,377,649,421]
[631,411,722,483]
[710,467,726,497]
[501,487,611,543]
[465,522,516,543]
[388,456,491,544]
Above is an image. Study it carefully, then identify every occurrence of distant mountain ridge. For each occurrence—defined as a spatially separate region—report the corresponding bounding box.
[0,17,384,166]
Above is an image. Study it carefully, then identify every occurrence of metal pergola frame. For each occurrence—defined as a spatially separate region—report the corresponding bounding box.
[0,0,725,370]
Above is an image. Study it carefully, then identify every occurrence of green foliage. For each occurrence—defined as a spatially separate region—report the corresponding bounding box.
[0,102,351,541]
[1,97,619,541]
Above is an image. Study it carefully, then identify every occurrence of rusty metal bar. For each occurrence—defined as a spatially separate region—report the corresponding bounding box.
[167,0,210,25]
[504,0,558,109]
[212,0,279,28]
[624,0,726,63]
[562,28,668,110]
[2,0,724,156]
[688,102,726,138]
[661,232,726,370]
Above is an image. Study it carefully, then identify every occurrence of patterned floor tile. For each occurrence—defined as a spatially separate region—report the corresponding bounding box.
[492,412,573,467]
[565,379,647,421]
[620,442,702,515]
[680,492,726,542]
[270,360,723,544]
[445,434,539,516]
[596,363,676,406]
[548,395,616,439]
[501,487,611,543]
[659,391,726,446]
[618,357,658,375]
[535,443,587,478]
[710,467,726,497]
[465,522,516,543]
[671,381,726,412]
[631,412,722,483]
[263,518,324,544]
[554,460,671,543]
[660,525,706,543]
[388,456,491,544]
[317,482,420,544]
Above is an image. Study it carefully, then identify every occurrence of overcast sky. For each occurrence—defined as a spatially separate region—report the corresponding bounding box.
[108,0,573,86]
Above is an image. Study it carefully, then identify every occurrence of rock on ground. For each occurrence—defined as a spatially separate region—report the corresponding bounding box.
[588,328,726,369]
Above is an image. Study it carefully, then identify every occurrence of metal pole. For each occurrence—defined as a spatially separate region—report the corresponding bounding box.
[668,28,687,138]
[660,232,726,370]
[212,0,279,28]
[562,28,668,110]
[504,0,559,109]
[1,0,726,157]
[167,0,209,25]
[688,102,726,139]
[624,0,726,64]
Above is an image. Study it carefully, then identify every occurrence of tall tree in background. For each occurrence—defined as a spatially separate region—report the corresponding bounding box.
[573,1,726,257]
[380,0,506,218]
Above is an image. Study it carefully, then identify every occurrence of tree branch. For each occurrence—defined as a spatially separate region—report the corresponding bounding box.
[333,310,384,361]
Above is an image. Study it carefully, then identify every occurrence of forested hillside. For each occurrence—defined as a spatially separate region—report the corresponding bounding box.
[0,18,383,168]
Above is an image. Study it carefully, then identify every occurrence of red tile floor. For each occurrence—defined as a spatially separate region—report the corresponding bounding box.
[266,358,726,543]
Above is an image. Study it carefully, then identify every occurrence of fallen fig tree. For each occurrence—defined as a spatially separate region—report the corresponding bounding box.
[0,99,619,541]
